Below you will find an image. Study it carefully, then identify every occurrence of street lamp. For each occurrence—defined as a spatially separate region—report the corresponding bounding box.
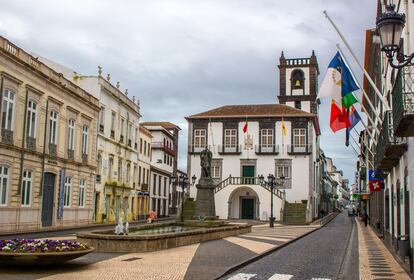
[376,4,411,68]
[259,174,285,227]
[171,174,189,222]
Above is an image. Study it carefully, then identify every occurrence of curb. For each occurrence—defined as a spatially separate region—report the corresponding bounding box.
[214,212,339,280]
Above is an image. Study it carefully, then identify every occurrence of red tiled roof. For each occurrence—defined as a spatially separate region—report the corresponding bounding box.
[186,104,315,119]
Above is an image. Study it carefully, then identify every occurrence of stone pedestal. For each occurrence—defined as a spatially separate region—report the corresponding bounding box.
[195,177,216,219]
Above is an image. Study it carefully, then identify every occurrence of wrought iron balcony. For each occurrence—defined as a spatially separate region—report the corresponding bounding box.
[82,153,88,164]
[67,149,74,161]
[287,144,312,154]
[255,144,279,155]
[374,111,406,172]
[218,144,242,155]
[26,136,36,151]
[1,129,13,145]
[141,183,149,192]
[393,66,414,136]
[152,141,176,156]
[49,143,57,156]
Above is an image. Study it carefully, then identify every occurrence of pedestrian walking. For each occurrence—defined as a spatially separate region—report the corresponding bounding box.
[364,212,369,227]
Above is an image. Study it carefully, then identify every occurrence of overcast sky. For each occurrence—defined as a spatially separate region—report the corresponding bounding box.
[0,0,377,183]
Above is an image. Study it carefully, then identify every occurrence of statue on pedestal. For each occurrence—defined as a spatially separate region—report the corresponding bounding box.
[195,146,216,219]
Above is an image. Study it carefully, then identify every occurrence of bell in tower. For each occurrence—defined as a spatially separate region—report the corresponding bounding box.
[295,79,301,87]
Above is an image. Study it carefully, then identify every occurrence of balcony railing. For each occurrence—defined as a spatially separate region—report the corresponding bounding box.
[82,153,88,164]
[255,144,279,155]
[26,136,36,151]
[49,143,57,156]
[152,142,176,156]
[67,149,74,161]
[141,183,149,192]
[393,66,414,136]
[218,144,242,154]
[375,111,406,172]
[1,129,13,145]
[287,144,312,154]
[214,176,284,199]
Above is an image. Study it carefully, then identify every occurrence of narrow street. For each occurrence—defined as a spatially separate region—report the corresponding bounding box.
[221,212,358,280]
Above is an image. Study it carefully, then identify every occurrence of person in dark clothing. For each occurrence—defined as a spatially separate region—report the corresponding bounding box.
[364,212,369,227]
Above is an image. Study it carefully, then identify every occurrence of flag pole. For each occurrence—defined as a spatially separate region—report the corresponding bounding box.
[336,44,383,128]
[324,11,391,111]
[351,129,375,156]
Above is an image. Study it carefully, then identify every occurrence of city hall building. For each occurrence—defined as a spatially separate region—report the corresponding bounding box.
[186,52,321,223]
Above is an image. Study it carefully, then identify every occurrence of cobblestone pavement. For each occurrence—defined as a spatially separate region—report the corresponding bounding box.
[220,212,358,280]
[357,219,411,280]
[0,222,320,280]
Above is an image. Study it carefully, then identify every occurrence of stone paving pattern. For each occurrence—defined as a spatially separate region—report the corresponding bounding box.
[357,219,411,280]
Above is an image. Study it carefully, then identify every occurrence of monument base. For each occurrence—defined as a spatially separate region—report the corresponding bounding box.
[195,177,216,219]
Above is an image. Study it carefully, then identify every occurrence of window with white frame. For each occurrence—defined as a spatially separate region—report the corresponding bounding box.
[0,166,9,205]
[49,111,58,144]
[211,166,221,178]
[111,112,116,131]
[26,100,37,138]
[276,165,291,179]
[68,119,75,151]
[194,129,206,149]
[1,89,15,131]
[293,128,306,147]
[64,177,72,207]
[224,129,237,148]
[82,125,89,155]
[261,129,273,148]
[21,170,32,206]
[78,179,85,207]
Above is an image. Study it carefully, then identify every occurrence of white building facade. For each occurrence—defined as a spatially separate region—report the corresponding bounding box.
[142,122,180,217]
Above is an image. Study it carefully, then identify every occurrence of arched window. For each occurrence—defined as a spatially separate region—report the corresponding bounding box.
[291,69,305,90]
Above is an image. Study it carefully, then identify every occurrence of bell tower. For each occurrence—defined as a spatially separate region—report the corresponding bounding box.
[277,51,320,114]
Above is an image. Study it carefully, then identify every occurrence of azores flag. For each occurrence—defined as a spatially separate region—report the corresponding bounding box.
[345,105,361,146]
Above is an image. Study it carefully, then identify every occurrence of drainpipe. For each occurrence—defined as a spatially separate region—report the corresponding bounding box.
[17,89,29,195]
[39,99,49,196]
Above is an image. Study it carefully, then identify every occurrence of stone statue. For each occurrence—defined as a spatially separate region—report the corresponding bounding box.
[200,147,212,178]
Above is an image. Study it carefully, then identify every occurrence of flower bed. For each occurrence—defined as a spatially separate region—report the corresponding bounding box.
[0,239,90,253]
[0,239,94,265]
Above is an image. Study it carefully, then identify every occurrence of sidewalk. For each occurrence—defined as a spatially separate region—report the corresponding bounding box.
[0,222,323,280]
[357,219,411,280]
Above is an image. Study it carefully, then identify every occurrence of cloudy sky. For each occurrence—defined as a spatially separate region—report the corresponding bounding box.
[0,0,377,182]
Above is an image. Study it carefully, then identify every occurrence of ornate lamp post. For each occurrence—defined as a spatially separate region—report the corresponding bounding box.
[259,174,285,227]
[376,4,412,68]
[171,174,190,222]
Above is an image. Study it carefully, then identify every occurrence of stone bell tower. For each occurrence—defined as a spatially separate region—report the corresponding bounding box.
[277,50,320,114]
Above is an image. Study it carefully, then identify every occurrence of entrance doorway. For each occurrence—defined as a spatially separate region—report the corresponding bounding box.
[41,172,56,227]
[242,166,255,177]
[241,198,255,219]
